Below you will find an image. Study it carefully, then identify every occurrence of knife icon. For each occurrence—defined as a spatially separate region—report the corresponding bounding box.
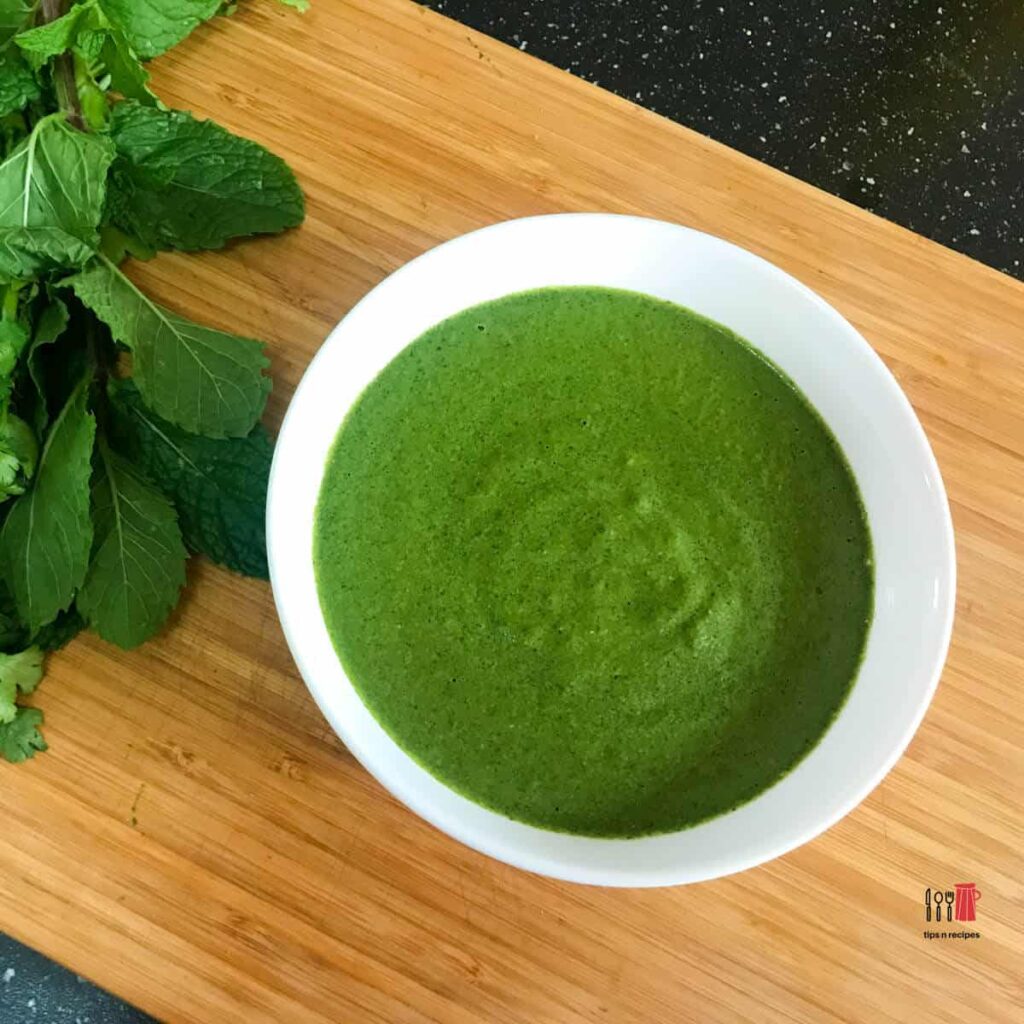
[925,887,932,922]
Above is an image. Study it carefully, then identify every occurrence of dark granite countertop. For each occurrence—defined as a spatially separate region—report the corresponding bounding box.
[430,0,1023,280]
[0,940,147,1024]
[2,1,1020,1022]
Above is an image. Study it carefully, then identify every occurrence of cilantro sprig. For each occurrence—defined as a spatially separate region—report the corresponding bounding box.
[0,0,306,760]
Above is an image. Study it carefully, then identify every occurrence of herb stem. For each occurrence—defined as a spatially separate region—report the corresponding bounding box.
[39,0,85,131]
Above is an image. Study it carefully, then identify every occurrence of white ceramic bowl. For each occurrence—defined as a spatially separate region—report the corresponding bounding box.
[268,213,955,887]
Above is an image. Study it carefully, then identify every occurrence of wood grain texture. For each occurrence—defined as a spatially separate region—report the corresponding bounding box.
[2,2,1023,1021]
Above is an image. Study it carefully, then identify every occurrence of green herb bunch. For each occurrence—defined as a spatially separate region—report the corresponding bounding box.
[0,0,308,762]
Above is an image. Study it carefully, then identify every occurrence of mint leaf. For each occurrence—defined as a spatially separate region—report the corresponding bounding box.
[220,1,311,13]
[110,381,272,577]
[0,0,306,763]
[0,617,22,651]
[0,705,46,761]
[32,606,84,651]
[0,581,24,649]
[107,102,304,253]
[99,224,156,265]
[65,257,270,438]
[15,0,155,104]
[0,46,40,117]
[14,1,108,66]
[0,644,42,723]
[0,114,115,281]
[0,1,34,44]
[0,113,28,158]
[78,443,186,649]
[99,29,155,104]
[25,295,69,433]
[101,0,221,60]
[0,378,95,632]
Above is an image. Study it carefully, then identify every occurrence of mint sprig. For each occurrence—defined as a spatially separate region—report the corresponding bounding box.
[0,0,307,760]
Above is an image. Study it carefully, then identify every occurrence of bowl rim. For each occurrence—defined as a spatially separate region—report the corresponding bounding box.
[267,212,956,887]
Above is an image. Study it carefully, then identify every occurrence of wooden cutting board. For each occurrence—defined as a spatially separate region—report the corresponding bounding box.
[2,2,1022,1021]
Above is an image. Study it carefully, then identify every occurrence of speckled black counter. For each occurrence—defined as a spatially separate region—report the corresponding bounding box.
[2,1,1020,1022]
[430,0,1024,280]
[0,937,154,1023]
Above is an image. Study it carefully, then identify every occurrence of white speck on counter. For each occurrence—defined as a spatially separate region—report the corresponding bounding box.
[3,967,15,984]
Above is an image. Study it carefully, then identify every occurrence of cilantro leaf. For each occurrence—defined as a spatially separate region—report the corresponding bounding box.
[0,705,46,761]
[107,102,304,253]
[0,46,40,118]
[65,256,270,438]
[110,380,272,578]
[0,314,27,363]
[0,644,42,723]
[0,412,38,499]
[0,114,115,281]
[78,442,186,649]
[100,0,221,60]
[275,1,311,11]
[0,315,28,406]
[0,377,95,632]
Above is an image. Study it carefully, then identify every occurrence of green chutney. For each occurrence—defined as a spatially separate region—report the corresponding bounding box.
[314,287,873,837]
